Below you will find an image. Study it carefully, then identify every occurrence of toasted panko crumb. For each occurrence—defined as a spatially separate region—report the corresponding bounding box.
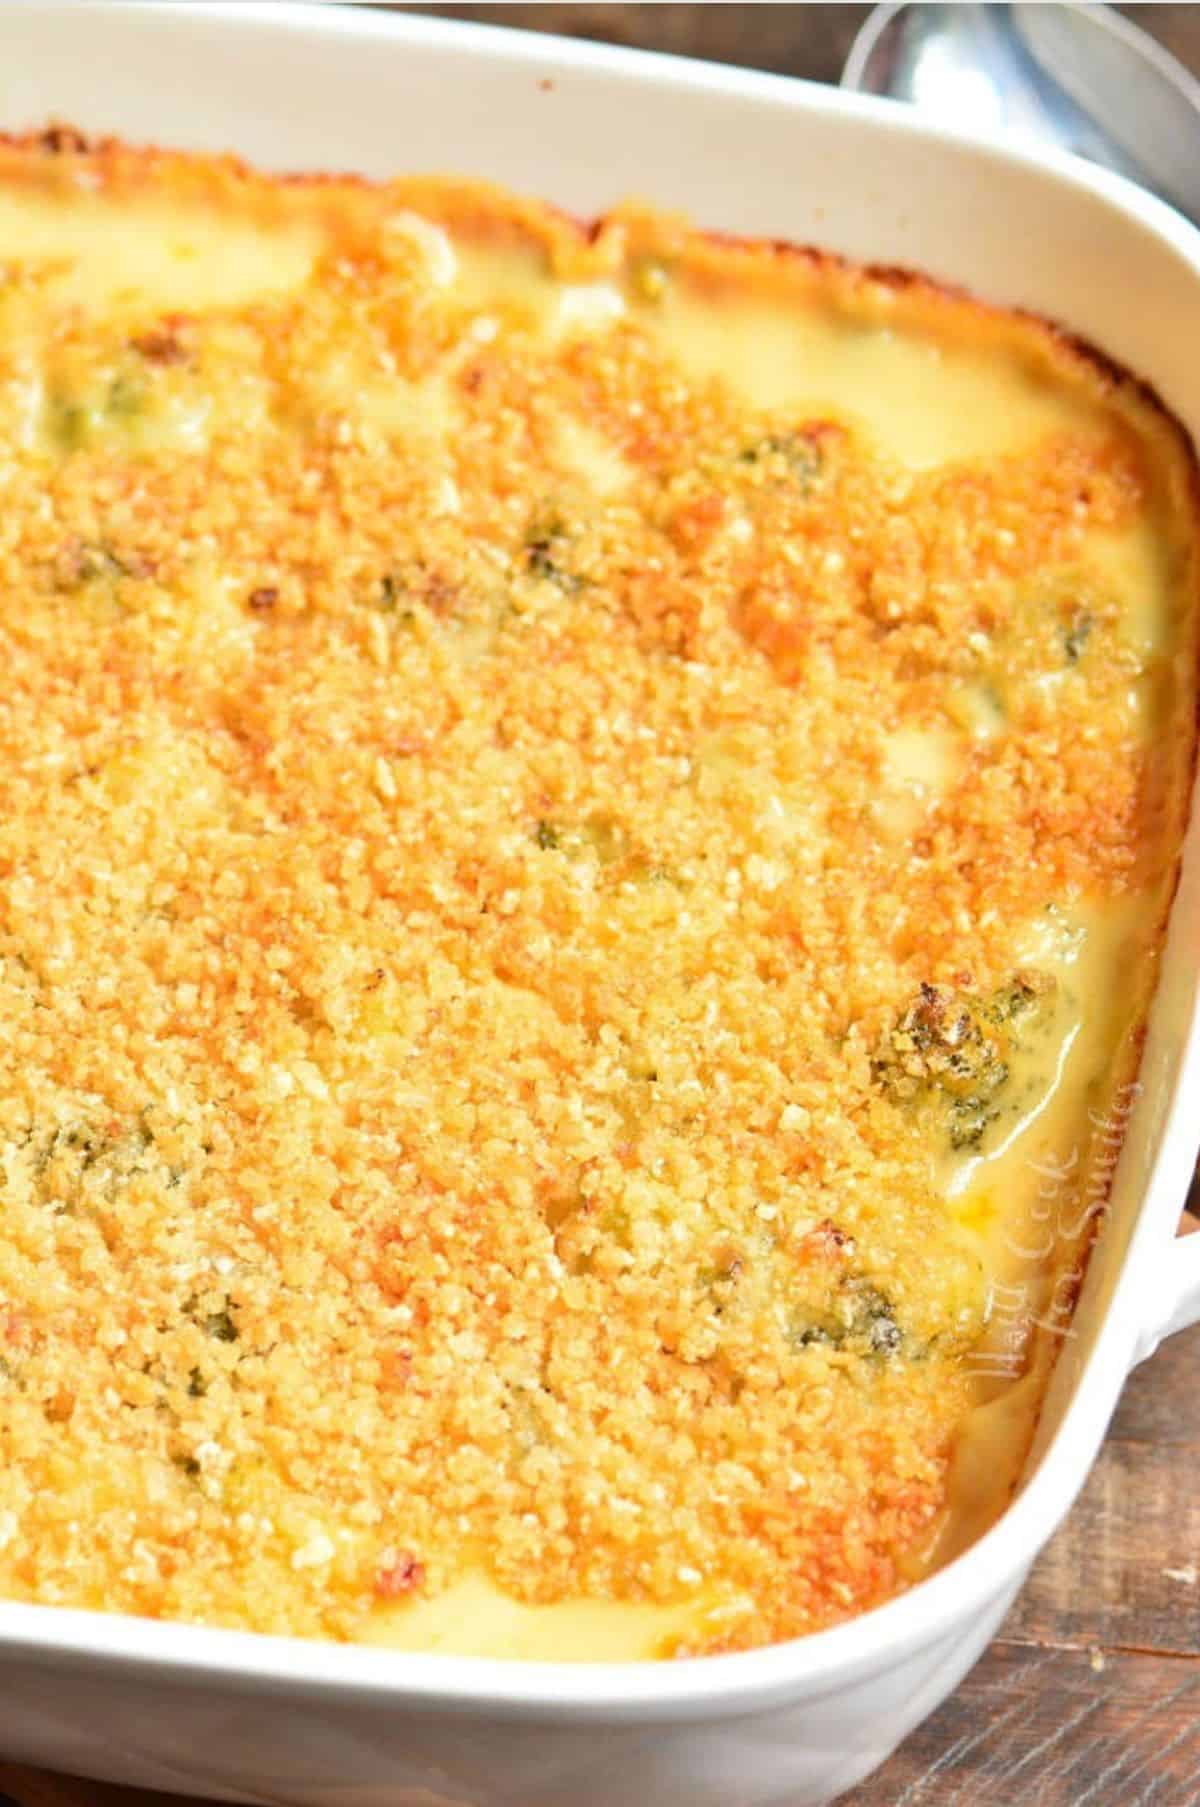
[0,136,1192,1656]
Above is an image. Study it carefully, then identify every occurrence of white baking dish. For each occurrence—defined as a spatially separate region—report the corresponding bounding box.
[0,5,1198,1803]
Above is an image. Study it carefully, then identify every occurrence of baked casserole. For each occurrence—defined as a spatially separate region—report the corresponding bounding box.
[0,130,1194,1660]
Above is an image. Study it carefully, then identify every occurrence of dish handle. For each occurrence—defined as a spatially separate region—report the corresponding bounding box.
[1132,1211,1200,1365]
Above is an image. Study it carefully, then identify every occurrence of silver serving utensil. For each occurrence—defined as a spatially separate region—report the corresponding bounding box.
[842,2,1200,226]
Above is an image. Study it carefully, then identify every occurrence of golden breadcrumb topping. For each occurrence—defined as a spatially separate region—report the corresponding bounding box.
[0,134,1192,1656]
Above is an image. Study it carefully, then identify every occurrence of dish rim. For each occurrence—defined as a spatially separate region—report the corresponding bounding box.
[0,0,1196,1720]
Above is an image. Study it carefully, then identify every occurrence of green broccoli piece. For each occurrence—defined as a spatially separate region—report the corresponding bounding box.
[787,1276,903,1361]
[523,508,582,592]
[737,430,825,493]
[874,972,1055,1151]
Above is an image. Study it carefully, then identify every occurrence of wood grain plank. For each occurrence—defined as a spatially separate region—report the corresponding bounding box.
[848,1643,1200,1807]
[390,2,874,83]
[0,1777,185,1807]
[393,3,1200,93]
[1006,1435,1200,1656]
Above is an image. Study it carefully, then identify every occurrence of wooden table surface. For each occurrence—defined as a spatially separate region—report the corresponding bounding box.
[6,5,1200,1804]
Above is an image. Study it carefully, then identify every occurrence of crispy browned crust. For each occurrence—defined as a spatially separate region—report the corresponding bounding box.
[0,121,1193,1652]
[9,117,1200,480]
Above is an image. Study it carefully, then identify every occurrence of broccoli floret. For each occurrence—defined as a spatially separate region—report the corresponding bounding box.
[523,508,582,592]
[183,1294,239,1344]
[787,1276,904,1362]
[53,540,137,592]
[856,1284,903,1356]
[530,812,628,866]
[737,428,827,493]
[874,971,1055,1150]
[26,1112,157,1208]
[378,573,404,611]
[204,1308,239,1344]
[1063,609,1094,664]
[47,356,148,453]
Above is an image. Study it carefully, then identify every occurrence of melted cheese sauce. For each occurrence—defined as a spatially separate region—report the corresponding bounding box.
[643,288,1102,469]
[0,155,1190,1663]
[360,1573,744,1662]
[0,187,317,310]
[455,240,1106,469]
[948,900,1155,1275]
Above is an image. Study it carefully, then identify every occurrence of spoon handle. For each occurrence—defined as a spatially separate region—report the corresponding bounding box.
[1013,2,1200,227]
[843,2,1200,230]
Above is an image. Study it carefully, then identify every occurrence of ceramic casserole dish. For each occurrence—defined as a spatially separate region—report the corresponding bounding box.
[0,5,1197,1804]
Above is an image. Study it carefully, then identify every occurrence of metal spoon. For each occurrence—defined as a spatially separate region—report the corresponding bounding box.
[842,2,1200,226]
